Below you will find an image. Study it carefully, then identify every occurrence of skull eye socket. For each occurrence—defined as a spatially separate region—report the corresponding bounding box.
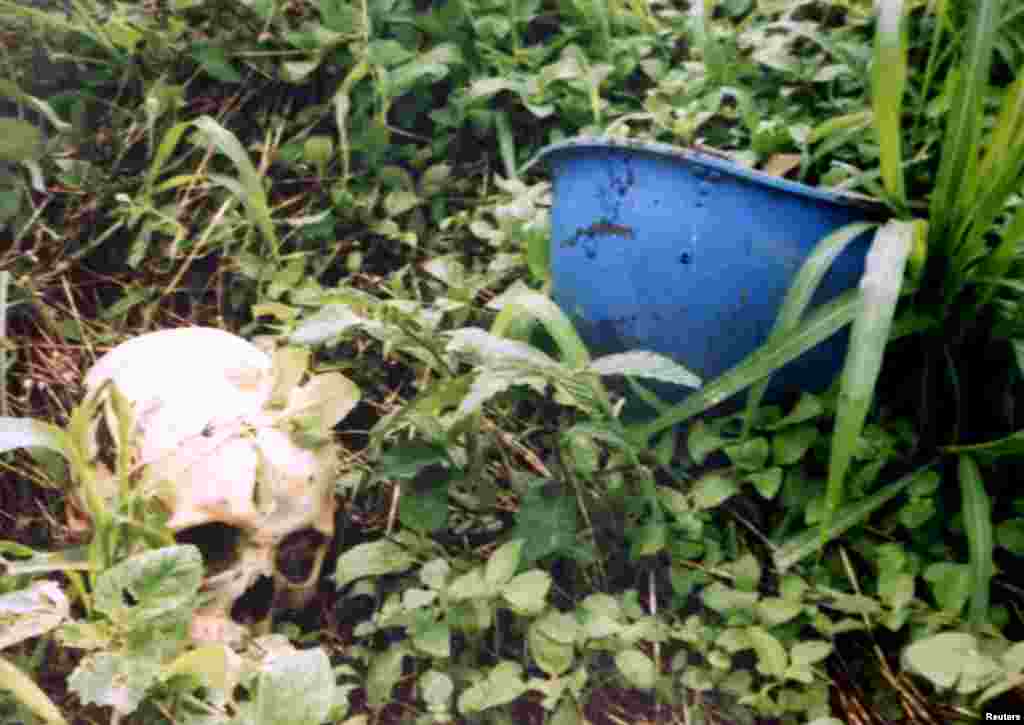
[175,522,243,576]
[231,574,274,625]
[275,528,329,585]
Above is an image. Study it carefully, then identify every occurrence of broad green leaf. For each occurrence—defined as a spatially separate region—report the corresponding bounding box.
[958,455,994,628]
[256,648,334,725]
[468,77,523,101]
[0,187,23,224]
[378,443,450,479]
[502,570,552,616]
[687,420,727,464]
[447,328,561,370]
[580,592,622,620]
[0,79,70,133]
[0,581,70,649]
[190,42,242,83]
[746,626,788,677]
[447,567,489,601]
[615,649,656,689]
[458,661,527,713]
[0,417,70,458]
[57,618,115,651]
[269,346,311,407]
[732,553,762,592]
[69,652,161,715]
[878,571,915,612]
[420,558,451,591]
[0,0,113,51]
[823,221,912,545]
[923,562,971,614]
[817,587,882,616]
[702,582,759,614]
[580,609,623,639]
[772,424,818,465]
[485,539,523,588]
[691,471,739,510]
[0,655,67,725]
[163,644,239,695]
[367,646,409,709]
[93,545,202,628]
[996,518,1024,554]
[282,57,322,84]
[762,393,826,430]
[529,614,576,676]
[334,540,416,590]
[756,597,803,627]
[413,621,451,659]
[420,670,453,715]
[790,640,832,667]
[748,467,783,499]
[286,372,361,434]
[459,368,545,417]
[399,470,450,533]
[588,351,700,389]
[384,190,421,217]
[901,631,980,690]
[630,521,666,558]
[780,575,808,601]
[0,118,43,163]
[717,628,751,653]
[724,437,770,471]
[551,697,582,725]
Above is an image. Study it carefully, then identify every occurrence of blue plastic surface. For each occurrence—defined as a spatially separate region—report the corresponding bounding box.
[538,136,886,404]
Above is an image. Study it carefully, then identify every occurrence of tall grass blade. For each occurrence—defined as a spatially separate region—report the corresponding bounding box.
[638,288,862,441]
[774,464,936,571]
[144,122,191,195]
[822,221,912,543]
[0,271,7,418]
[495,111,518,182]
[192,116,279,259]
[743,223,876,436]
[0,0,113,54]
[953,78,1024,278]
[0,656,67,725]
[977,202,1024,308]
[929,0,1003,247]
[958,454,994,629]
[913,0,951,133]
[489,284,591,369]
[872,0,908,207]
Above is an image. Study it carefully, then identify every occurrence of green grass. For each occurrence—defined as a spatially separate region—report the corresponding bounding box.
[1,0,1023,723]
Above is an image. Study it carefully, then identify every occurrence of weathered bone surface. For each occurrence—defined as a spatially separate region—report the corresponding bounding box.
[84,327,359,643]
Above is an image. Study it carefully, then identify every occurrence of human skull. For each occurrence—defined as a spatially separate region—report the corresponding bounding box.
[83,327,359,643]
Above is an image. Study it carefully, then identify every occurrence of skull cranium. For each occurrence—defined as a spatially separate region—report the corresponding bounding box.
[83,327,359,643]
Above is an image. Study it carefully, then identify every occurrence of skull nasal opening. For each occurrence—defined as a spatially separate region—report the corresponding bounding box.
[175,522,243,576]
[231,574,274,624]
[275,528,329,585]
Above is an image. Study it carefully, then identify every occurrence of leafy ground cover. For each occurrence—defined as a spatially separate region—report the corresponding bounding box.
[1,0,1024,723]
